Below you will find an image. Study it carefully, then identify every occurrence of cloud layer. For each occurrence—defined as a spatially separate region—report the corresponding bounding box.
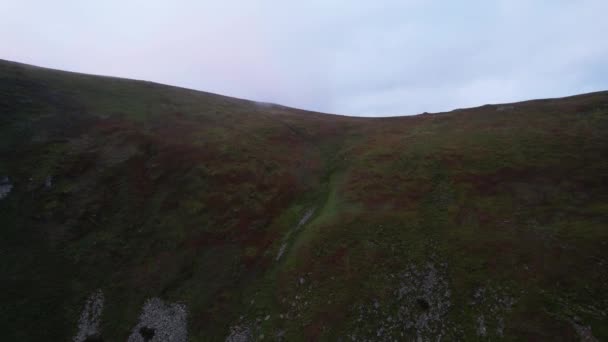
[2,0,607,116]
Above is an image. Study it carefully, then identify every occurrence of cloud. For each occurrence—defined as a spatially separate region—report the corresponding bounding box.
[1,0,606,116]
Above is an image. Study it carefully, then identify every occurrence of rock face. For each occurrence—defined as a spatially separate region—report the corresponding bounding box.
[0,176,13,200]
[127,298,188,342]
[73,290,105,342]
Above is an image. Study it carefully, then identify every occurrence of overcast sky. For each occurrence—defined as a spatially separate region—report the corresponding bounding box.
[1,1,607,116]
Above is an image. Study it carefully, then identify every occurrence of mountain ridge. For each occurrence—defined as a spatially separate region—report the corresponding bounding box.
[4,58,605,118]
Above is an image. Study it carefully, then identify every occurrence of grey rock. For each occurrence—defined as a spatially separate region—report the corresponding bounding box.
[73,290,104,342]
[225,324,253,342]
[0,176,13,200]
[296,208,315,229]
[572,321,599,342]
[350,262,452,341]
[470,285,515,338]
[45,175,53,188]
[476,315,486,337]
[276,243,287,261]
[276,208,316,261]
[127,298,188,342]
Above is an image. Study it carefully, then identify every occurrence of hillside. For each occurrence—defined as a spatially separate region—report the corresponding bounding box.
[1,59,608,341]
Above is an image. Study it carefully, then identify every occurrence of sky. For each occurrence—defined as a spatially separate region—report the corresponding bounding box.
[1,0,607,116]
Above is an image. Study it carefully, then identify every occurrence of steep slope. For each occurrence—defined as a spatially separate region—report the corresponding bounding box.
[1,59,607,341]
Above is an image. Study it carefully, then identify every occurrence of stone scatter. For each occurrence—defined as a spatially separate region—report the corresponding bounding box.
[349,262,452,341]
[226,322,255,342]
[470,286,515,338]
[73,290,105,342]
[127,298,188,342]
[571,319,599,342]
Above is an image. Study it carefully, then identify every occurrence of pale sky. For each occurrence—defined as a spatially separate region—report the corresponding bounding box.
[1,0,607,116]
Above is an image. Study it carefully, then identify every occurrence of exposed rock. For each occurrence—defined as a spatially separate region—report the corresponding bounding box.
[296,208,315,229]
[470,286,515,338]
[225,324,253,342]
[571,319,599,342]
[231,276,316,340]
[127,298,188,342]
[45,175,53,188]
[350,262,452,341]
[73,290,105,342]
[476,315,487,337]
[0,176,13,200]
[276,208,316,261]
[276,243,287,261]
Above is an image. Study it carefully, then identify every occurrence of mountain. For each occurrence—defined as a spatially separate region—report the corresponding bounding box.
[1,59,607,341]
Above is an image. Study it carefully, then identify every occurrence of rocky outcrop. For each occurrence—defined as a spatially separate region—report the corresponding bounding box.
[127,298,188,342]
[350,262,452,341]
[73,290,105,342]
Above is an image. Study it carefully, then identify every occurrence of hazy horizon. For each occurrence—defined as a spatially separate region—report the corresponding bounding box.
[2,0,607,116]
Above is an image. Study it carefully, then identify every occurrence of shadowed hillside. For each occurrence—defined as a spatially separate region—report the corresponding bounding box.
[1,59,607,341]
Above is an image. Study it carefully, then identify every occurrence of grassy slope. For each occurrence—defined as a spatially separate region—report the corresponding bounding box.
[1,59,607,341]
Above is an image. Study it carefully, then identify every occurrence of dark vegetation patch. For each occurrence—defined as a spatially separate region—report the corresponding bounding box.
[84,334,104,342]
[139,326,155,341]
